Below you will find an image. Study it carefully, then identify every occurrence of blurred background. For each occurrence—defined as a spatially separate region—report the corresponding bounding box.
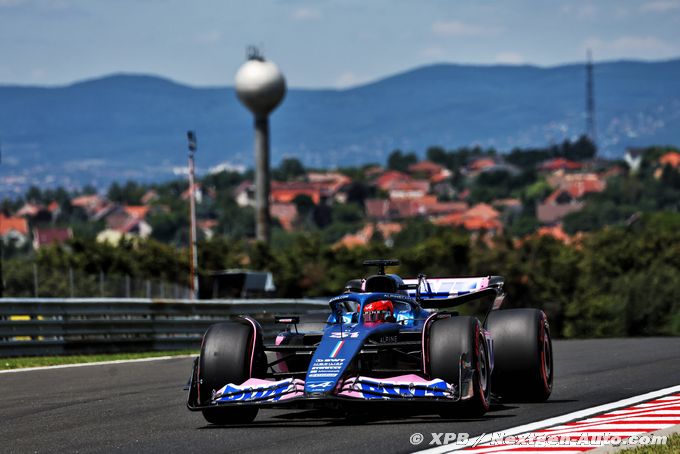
[1,0,679,339]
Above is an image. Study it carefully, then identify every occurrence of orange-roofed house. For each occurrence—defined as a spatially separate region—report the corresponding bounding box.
[536,175,604,225]
[16,202,56,222]
[435,214,503,233]
[538,158,583,172]
[465,203,500,219]
[364,166,385,178]
[655,151,680,179]
[71,194,113,220]
[104,211,151,236]
[141,189,159,205]
[124,205,150,219]
[33,227,73,250]
[0,214,29,247]
[465,158,519,178]
[47,201,61,217]
[98,205,153,245]
[71,194,103,210]
[271,203,298,232]
[559,178,605,200]
[307,171,352,190]
[15,203,43,218]
[461,217,503,232]
[306,172,353,202]
[428,201,469,216]
[334,222,402,249]
[659,151,680,168]
[536,225,571,244]
[546,172,605,192]
[271,181,329,205]
[435,203,503,234]
[388,180,430,200]
[408,160,452,182]
[468,158,497,172]
[375,170,412,191]
[365,196,467,221]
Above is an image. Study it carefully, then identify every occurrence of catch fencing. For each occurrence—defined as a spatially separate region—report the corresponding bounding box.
[0,298,329,357]
[5,266,193,299]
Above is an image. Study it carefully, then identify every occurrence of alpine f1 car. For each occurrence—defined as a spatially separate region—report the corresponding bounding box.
[186,259,553,424]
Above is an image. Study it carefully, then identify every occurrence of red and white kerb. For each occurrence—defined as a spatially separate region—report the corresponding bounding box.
[462,393,680,453]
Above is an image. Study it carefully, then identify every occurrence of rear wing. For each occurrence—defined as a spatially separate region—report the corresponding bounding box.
[402,276,505,310]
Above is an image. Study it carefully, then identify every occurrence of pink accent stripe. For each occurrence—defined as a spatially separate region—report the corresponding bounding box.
[242,317,258,378]
[422,312,440,375]
[367,373,432,382]
[278,391,305,401]
[337,390,364,398]
[350,373,442,384]
[239,378,281,387]
[275,335,289,373]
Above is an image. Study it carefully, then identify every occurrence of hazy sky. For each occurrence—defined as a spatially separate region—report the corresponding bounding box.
[1,0,679,88]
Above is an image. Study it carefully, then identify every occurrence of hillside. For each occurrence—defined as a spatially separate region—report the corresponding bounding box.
[1,59,679,192]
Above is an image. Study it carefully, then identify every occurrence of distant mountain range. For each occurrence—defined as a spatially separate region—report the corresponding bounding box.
[1,59,679,194]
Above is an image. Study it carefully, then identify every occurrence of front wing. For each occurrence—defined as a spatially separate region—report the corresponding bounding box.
[186,358,475,410]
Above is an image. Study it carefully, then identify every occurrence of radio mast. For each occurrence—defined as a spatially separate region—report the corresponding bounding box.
[586,49,597,147]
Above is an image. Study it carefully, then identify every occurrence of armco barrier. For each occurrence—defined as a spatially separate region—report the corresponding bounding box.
[0,298,329,357]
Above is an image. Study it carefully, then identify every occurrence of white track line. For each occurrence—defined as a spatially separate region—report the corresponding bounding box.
[414,384,680,453]
[0,354,195,374]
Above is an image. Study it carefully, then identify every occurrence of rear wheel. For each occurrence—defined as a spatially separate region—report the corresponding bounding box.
[485,309,553,402]
[198,320,263,424]
[429,316,490,418]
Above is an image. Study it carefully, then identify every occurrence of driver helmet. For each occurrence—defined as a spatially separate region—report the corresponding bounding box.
[363,299,394,323]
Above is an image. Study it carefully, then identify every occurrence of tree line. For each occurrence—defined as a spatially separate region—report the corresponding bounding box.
[3,211,678,338]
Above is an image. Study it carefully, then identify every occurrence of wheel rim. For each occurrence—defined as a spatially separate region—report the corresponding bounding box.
[540,323,552,389]
[478,334,489,394]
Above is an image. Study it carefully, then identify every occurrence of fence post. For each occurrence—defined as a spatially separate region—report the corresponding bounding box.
[69,267,74,298]
[99,271,105,297]
[33,263,39,297]
[146,280,151,299]
[125,275,131,298]
[160,281,165,299]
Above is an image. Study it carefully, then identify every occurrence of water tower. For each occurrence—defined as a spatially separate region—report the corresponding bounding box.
[235,47,287,244]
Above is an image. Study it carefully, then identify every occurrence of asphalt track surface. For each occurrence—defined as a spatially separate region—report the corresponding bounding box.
[2,338,680,454]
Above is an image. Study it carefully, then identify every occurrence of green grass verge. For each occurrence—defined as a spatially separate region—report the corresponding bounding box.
[1,350,198,370]
[620,432,680,453]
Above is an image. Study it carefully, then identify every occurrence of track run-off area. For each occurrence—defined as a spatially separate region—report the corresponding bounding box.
[1,338,679,454]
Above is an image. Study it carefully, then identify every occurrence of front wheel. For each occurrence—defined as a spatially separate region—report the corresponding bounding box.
[198,320,264,424]
[429,316,490,418]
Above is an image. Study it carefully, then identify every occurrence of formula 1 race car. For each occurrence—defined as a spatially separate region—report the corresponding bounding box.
[186,259,553,424]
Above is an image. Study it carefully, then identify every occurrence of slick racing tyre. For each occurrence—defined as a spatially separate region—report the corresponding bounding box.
[485,308,553,402]
[198,320,265,425]
[429,316,491,418]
